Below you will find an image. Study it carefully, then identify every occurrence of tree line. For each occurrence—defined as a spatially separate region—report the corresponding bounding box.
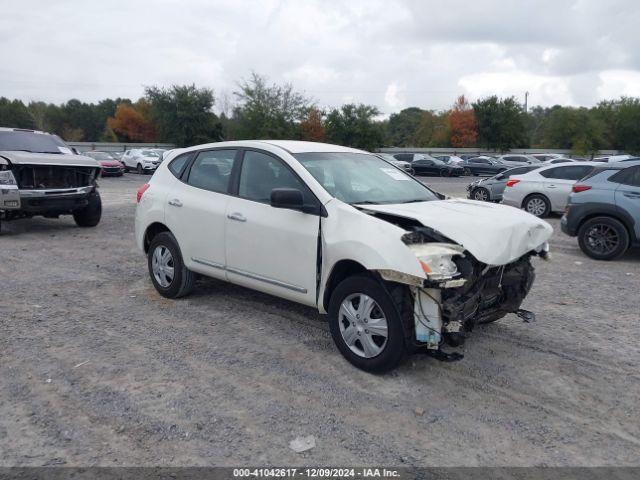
[1,72,639,154]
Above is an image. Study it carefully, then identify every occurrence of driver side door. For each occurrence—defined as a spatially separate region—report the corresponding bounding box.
[224,149,321,306]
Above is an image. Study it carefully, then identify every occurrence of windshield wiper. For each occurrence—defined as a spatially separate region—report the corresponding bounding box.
[351,200,380,205]
[399,199,428,204]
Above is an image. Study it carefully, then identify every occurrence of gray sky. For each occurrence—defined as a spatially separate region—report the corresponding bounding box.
[1,0,639,114]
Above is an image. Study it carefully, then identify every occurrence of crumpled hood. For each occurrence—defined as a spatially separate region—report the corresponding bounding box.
[358,198,553,266]
[0,150,99,168]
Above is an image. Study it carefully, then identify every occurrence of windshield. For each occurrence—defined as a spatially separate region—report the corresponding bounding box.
[295,152,438,204]
[142,151,160,158]
[0,130,70,154]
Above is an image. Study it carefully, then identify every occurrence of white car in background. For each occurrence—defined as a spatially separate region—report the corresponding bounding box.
[135,140,552,372]
[495,154,542,166]
[593,154,635,163]
[502,162,596,217]
[121,149,163,174]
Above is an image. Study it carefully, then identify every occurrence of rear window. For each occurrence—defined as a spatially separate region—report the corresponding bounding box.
[168,152,194,178]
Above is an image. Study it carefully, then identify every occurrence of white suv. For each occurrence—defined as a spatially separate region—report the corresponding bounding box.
[121,149,163,174]
[135,141,552,372]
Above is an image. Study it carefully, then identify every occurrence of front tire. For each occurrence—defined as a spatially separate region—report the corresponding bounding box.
[328,274,406,373]
[137,163,143,175]
[578,216,629,260]
[73,190,102,227]
[147,232,196,298]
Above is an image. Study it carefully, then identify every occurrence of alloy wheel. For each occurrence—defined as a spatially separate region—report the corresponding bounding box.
[338,293,388,358]
[585,224,619,255]
[474,188,489,201]
[152,245,175,288]
[526,197,547,216]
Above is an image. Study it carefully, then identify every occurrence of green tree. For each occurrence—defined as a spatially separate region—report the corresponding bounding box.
[473,96,528,151]
[386,107,425,146]
[412,110,450,147]
[540,106,605,155]
[232,73,312,139]
[0,98,35,129]
[324,103,384,151]
[145,84,223,147]
[595,97,640,153]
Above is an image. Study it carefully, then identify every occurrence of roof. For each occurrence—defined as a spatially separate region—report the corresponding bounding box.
[255,140,367,154]
[594,159,640,169]
[0,127,47,134]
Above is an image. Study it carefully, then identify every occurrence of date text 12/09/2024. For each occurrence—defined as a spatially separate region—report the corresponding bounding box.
[233,468,401,478]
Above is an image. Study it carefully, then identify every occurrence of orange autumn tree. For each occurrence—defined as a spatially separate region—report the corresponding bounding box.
[448,95,478,147]
[107,102,157,142]
[299,107,326,142]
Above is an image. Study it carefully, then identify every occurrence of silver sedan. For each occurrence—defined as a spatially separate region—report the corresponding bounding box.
[501,162,596,217]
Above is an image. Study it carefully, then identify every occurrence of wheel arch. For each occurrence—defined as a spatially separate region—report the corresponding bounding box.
[144,222,171,253]
[577,212,635,243]
[322,259,368,313]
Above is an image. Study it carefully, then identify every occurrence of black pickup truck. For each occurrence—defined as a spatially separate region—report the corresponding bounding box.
[0,128,102,232]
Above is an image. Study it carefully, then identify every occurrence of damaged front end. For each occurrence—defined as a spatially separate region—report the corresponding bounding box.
[379,225,548,359]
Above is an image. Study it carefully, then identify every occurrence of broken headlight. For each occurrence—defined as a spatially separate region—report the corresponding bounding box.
[408,243,466,281]
[0,170,17,186]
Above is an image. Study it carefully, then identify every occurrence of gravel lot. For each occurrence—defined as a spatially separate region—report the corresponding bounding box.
[1,173,639,467]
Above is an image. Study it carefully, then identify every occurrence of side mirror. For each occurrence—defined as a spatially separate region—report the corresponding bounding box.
[270,188,304,211]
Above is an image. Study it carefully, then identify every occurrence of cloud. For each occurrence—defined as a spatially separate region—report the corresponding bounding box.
[1,0,639,111]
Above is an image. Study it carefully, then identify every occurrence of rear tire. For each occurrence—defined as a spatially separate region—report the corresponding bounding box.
[578,216,629,260]
[523,194,550,218]
[147,232,196,298]
[73,190,102,227]
[328,274,407,373]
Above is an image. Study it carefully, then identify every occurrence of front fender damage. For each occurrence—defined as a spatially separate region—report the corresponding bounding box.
[375,224,543,360]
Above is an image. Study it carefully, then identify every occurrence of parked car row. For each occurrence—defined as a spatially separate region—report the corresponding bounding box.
[84,149,170,176]
[464,157,640,260]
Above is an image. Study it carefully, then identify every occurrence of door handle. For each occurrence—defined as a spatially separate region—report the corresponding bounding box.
[547,185,557,188]
[227,212,247,222]
[168,199,183,207]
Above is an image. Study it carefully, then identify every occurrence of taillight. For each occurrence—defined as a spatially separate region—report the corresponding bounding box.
[506,179,520,187]
[572,184,591,193]
[137,183,150,203]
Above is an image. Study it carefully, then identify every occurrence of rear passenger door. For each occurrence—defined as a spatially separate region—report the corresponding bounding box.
[613,166,640,239]
[164,148,239,279]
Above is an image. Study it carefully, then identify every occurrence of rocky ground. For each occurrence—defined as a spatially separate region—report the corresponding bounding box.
[1,174,639,467]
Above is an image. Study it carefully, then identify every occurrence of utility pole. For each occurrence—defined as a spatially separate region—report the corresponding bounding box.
[524,91,529,113]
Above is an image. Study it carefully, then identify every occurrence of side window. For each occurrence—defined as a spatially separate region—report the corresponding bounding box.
[238,150,313,204]
[541,166,592,180]
[168,152,194,178]
[187,149,236,193]
[610,166,640,187]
